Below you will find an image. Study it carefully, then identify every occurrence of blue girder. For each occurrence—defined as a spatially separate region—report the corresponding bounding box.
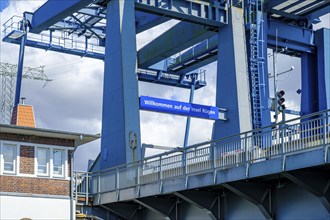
[29,0,228,36]
[137,69,206,89]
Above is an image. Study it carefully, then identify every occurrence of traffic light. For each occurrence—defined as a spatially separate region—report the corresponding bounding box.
[276,90,285,112]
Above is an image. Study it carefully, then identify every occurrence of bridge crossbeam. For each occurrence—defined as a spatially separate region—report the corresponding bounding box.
[283,170,330,213]
[223,182,273,220]
[174,190,224,220]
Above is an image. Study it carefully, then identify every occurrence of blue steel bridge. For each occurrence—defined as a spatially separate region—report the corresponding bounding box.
[74,110,330,219]
[2,0,330,219]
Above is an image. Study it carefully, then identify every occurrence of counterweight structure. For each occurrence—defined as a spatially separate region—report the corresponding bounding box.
[2,1,330,219]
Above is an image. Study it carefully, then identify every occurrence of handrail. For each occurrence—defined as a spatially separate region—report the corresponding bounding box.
[3,16,105,57]
[73,109,329,201]
[87,109,330,174]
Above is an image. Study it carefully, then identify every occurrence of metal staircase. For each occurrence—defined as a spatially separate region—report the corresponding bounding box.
[246,0,266,130]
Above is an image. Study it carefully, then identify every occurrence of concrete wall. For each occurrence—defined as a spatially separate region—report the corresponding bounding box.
[0,194,70,220]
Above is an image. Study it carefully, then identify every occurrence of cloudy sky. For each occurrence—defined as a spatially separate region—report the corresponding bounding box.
[0,1,329,170]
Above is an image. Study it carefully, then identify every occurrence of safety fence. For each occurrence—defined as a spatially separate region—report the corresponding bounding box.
[74,110,330,200]
[3,16,105,56]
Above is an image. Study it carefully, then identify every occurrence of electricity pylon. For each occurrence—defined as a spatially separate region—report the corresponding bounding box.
[0,62,52,124]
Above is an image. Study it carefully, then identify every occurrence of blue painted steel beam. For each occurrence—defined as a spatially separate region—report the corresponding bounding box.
[135,0,228,28]
[300,53,318,115]
[291,1,330,17]
[137,71,206,89]
[135,13,170,33]
[266,20,314,51]
[269,9,303,20]
[100,0,141,169]
[163,20,315,74]
[167,34,218,71]
[306,5,330,21]
[223,182,272,219]
[267,39,315,54]
[29,0,94,33]
[138,22,214,68]
[14,32,27,106]
[212,6,252,139]
[265,0,288,10]
[29,0,228,36]
[2,35,105,60]
[315,28,330,111]
[176,56,217,75]
[78,7,106,19]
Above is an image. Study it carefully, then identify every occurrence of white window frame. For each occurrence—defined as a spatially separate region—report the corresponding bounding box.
[1,140,72,179]
[52,148,65,178]
[0,142,19,175]
[34,145,69,179]
[36,147,50,177]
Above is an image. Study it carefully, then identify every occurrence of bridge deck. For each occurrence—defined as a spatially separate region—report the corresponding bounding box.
[74,110,330,206]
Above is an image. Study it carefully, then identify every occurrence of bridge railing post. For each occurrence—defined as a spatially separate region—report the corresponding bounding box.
[97,173,101,195]
[210,142,215,170]
[244,133,248,163]
[159,155,162,181]
[182,149,186,176]
[85,172,89,205]
[137,162,141,186]
[281,123,285,154]
[116,167,119,190]
[74,172,78,204]
[323,112,327,146]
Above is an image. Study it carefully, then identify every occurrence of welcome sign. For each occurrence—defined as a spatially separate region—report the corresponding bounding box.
[139,96,220,120]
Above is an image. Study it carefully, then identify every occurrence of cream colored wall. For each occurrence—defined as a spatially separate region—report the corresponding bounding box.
[0,194,72,220]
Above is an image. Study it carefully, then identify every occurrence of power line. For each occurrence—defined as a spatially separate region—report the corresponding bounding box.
[0,62,52,124]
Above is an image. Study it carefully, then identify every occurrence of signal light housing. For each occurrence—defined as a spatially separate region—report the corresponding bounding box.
[276,90,286,112]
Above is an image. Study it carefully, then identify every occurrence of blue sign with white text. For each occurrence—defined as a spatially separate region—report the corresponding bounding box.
[139,96,219,120]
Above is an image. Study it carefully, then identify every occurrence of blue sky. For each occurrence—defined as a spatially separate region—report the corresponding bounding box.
[0,0,9,12]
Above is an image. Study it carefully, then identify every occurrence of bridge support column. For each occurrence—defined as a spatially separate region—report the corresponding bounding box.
[283,170,330,213]
[301,28,330,115]
[315,28,330,111]
[301,53,318,115]
[212,5,252,139]
[100,0,141,169]
[174,190,225,220]
[223,182,273,219]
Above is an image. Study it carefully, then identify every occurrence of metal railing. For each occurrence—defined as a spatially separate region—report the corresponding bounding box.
[74,110,330,200]
[74,171,91,205]
[137,68,206,86]
[3,16,105,55]
[167,35,218,69]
